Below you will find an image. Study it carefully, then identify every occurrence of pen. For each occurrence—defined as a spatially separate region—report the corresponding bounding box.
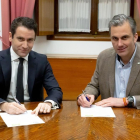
[13,96,27,113]
[82,90,90,102]
[13,96,21,105]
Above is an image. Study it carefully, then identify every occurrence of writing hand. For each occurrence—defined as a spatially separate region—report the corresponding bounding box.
[0,102,27,115]
[77,94,95,107]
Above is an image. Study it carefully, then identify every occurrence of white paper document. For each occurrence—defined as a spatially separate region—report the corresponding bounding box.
[80,105,116,117]
[0,110,45,127]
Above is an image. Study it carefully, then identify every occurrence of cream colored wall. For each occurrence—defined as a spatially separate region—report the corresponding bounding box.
[33,36,140,56]
[33,36,112,56]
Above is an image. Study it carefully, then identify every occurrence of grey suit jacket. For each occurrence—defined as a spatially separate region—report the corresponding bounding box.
[85,43,140,109]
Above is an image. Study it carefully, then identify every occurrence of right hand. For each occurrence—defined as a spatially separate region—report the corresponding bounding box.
[0,102,27,115]
[77,94,95,107]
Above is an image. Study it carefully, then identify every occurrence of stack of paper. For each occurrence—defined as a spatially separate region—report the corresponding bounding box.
[80,105,116,117]
[0,110,45,127]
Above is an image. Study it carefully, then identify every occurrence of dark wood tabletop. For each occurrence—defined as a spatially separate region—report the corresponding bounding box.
[0,101,140,140]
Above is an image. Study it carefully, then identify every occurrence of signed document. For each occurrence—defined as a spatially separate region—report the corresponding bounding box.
[80,105,116,117]
[0,110,45,127]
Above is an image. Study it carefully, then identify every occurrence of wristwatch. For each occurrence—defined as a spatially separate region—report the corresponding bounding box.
[127,96,134,107]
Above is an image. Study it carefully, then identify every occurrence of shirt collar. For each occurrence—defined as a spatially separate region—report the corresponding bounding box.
[116,44,137,66]
[10,46,29,61]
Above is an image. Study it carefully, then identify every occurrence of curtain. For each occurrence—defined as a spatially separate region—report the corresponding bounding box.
[137,0,140,18]
[1,0,10,50]
[98,0,130,32]
[58,0,91,32]
[0,0,35,50]
[0,0,2,50]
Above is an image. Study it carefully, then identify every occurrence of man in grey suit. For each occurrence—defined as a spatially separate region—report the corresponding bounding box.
[77,14,140,109]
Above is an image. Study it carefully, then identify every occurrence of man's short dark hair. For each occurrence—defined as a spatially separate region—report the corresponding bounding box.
[10,17,37,38]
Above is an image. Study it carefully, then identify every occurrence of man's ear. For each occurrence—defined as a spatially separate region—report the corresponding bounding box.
[9,32,12,42]
[134,33,138,43]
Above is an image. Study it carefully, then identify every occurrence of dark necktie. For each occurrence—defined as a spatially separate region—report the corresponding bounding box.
[16,58,24,102]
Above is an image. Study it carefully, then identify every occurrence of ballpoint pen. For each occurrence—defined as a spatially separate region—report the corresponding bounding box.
[13,96,21,105]
[13,96,27,113]
[82,90,90,102]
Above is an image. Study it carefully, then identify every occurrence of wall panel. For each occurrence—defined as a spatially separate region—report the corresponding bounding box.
[44,58,97,101]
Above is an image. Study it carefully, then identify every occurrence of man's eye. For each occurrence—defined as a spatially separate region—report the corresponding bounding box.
[18,38,23,41]
[112,37,118,41]
[28,39,34,43]
[28,39,33,42]
[122,36,128,40]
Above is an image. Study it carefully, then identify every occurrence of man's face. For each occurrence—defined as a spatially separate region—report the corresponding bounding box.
[111,21,138,63]
[9,26,35,57]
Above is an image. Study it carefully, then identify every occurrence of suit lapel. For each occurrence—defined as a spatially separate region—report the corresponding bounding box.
[108,51,116,97]
[0,48,11,95]
[28,51,36,97]
[126,45,140,96]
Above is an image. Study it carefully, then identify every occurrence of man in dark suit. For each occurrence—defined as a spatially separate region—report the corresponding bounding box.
[0,17,62,115]
[77,14,140,109]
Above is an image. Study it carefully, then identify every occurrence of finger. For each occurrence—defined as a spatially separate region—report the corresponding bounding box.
[95,101,105,106]
[33,106,40,116]
[42,105,47,113]
[78,95,91,107]
[96,99,110,106]
[88,95,95,103]
[77,97,83,106]
[81,100,91,107]
[13,102,27,112]
[101,103,112,107]
[39,107,44,113]
[32,103,45,115]
[11,106,25,115]
[31,110,35,114]
[43,109,47,113]
[81,95,90,103]
[86,95,91,100]
[39,103,48,113]
[43,107,48,113]
[40,104,51,114]
[46,106,51,113]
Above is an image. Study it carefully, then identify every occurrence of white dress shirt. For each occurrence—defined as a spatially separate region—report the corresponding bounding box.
[7,47,29,102]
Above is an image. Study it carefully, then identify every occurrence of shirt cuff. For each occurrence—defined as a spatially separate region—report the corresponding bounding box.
[44,100,59,109]
[132,96,136,107]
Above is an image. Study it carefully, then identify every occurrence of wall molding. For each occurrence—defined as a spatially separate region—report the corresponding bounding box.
[47,54,98,59]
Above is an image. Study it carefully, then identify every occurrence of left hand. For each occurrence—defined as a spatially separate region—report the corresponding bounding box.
[95,97,125,107]
[32,102,52,115]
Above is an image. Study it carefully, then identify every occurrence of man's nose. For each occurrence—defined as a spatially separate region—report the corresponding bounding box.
[22,41,28,48]
[118,39,123,46]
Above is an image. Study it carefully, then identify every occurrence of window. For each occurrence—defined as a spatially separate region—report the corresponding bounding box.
[35,0,134,41]
[58,0,91,33]
[98,0,131,32]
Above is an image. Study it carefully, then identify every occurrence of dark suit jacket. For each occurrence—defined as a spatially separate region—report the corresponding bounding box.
[85,43,140,109]
[0,48,63,107]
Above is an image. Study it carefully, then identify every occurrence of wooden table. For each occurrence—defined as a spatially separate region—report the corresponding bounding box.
[0,101,140,140]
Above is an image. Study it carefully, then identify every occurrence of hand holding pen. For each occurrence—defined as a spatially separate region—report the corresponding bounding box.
[13,96,21,105]
[13,96,27,113]
[82,90,90,102]
[77,90,95,107]
[0,97,27,114]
